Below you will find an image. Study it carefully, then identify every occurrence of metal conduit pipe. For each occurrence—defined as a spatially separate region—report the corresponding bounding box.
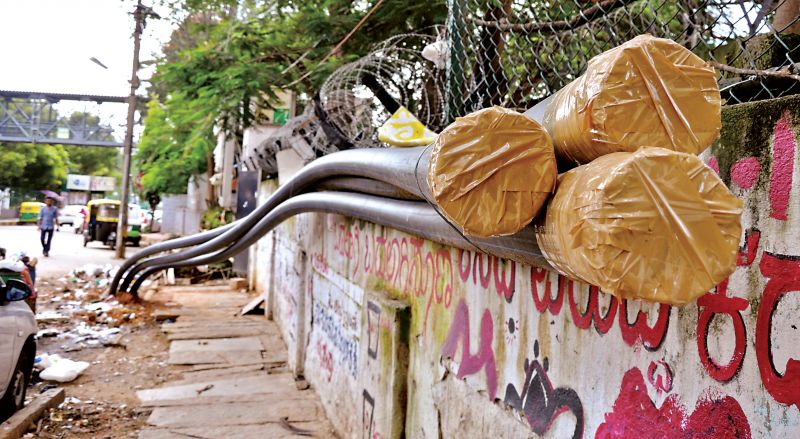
[114,146,434,294]
[109,221,238,295]
[126,191,550,296]
[315,177,421,200]
[113,175,426,294]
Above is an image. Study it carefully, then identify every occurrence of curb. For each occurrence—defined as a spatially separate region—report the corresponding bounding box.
[0,388,65,439]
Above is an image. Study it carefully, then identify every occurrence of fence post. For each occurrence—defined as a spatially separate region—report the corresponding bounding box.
[446,0,467,123]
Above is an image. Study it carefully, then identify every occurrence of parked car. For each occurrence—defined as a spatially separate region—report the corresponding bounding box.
[58,205,87,231]
[0,278,36,421]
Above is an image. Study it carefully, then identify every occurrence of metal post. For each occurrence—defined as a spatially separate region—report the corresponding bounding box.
[116,0,144,258]
[445,0,467,124]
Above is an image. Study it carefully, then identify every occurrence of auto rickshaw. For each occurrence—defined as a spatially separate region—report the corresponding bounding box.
[18,201,45,224]
[82,199,141,249]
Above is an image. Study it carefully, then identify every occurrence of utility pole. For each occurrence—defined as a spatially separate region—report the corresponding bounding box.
[116,0,150,258]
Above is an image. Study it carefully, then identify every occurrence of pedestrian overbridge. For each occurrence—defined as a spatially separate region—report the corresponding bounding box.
[0,90,127,147]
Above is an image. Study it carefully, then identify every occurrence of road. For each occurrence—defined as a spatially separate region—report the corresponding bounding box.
[0,225,120,279]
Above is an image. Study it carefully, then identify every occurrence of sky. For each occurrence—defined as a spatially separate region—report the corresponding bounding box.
[0,0,176,140]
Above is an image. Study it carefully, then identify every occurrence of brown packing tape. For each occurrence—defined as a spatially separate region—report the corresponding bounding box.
[535,147,742,305]
[428,106,557,238]
[543,34,721,165]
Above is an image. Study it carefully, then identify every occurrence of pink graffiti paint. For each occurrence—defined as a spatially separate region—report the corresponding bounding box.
[441,300,498,400]
[770,114,795,220]
[756,252,800,408]
[595,368,751,438]
[707,155,720,174]
[730,157,761,189]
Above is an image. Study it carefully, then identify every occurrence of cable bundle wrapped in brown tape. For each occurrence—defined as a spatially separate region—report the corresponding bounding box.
[542,34,721,165]
[429,106,558,238]
[535,147,742,305]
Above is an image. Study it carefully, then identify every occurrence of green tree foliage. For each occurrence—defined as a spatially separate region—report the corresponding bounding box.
[64,145,121,179]
[137,0,447,196]
[136,97,214,195]
[62,112,121,178]
[0,143,69,191]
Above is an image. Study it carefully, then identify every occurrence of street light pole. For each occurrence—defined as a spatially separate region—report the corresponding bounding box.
[116,0,146,259]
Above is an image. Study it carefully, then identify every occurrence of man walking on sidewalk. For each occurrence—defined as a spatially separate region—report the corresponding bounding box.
[37,197,58,257]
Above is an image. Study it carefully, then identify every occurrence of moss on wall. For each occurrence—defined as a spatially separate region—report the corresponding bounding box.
[712,93,800,187]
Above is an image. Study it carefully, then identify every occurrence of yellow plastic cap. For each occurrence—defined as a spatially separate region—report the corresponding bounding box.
[535,147,742,305]
[429,106,557,238]
[378,106,438,147]
[543,34,721,164]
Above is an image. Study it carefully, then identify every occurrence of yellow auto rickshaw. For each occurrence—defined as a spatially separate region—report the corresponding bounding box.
[83,199,121,249]
[82,199,142,249]
[18,201,45,224]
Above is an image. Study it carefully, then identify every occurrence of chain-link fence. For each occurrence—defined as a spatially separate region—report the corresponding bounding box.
[445,0,800,120]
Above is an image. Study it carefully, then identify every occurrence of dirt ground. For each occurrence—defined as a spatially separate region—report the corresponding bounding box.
[20,274,175,438]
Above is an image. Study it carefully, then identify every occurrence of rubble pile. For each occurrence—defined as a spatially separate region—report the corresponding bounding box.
[34,264,149,382]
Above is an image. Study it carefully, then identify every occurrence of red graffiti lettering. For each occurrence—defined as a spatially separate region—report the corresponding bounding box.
[646,360,673,395]
[531,268,564,315]
[385,238,400,283]
[457,249,471,282]
[737,228,761,266]
[406,239,423,297]
[568,285,617,334]
[441,300,498,400]
[769,113,795,220]
[396,239,410,296]
[494,259,515,303]
[618,300,670,351]
[436,248,453,308]
[697,279,748,382]
[317,340,334,382]
[352,227,361,277]
[473,253,492,289]
[756,252,800,408]
[363,230,372,274]
[374,236,388,279]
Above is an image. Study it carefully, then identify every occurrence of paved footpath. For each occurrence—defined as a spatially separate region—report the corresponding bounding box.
[136,283,336,438]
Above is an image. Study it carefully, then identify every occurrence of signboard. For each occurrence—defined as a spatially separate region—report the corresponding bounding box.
[90,176,116,192]
[66,174,91,191]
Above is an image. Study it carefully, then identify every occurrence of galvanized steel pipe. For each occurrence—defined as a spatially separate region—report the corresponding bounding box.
[126,191,549,295]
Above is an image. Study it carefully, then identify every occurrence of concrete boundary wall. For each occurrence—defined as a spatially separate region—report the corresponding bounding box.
[250,94,800,438]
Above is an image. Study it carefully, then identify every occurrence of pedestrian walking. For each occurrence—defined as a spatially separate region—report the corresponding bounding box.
[37,197,58,257]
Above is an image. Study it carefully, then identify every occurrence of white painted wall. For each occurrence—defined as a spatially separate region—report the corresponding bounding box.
[249,98,800,438]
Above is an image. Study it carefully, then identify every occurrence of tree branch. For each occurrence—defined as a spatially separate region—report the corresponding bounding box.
[708,60,800,82]
[467,0,637,33]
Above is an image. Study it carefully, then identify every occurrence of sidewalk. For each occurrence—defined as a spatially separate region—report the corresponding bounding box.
[136,283,336,438]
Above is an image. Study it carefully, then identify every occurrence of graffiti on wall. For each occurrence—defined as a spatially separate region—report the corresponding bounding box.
[596,368,751,438]
[295,108,800,437]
